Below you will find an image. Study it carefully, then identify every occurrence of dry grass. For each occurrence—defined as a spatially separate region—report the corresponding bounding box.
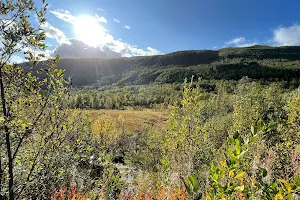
[88,109,168,133]
[51,185,88,200]
[118,185,188,200]
[52,185,188,200]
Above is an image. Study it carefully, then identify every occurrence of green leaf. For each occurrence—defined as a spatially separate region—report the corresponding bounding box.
[58,170,65,177]
[188,175,200,193]
[268,121,275,129]
[229,137,235,144]
[260,168,267,177]
[235,139,241,156]
[183,177,192,194]
[16,159,21,165]
[250,134,259,143]
[57,69,64,77]
[212,173,219,182]
[257,119,264,131]
[233,132,239,139]
[86,146,93,151]
[251,125,255,135]
[293,177,300,187]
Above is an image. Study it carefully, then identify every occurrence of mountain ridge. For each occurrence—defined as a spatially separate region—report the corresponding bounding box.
[24,45,300,86]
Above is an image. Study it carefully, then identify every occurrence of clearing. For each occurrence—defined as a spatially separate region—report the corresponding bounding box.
[88,109,168,132]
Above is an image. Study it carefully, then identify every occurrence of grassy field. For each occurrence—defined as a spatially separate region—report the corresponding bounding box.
[88,109,168,133]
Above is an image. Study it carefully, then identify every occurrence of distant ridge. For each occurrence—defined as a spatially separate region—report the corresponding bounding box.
[23,46,300,86]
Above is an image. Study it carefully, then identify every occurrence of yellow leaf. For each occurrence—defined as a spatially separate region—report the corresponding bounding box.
[278,179,287,184]
[235,172,246,182]
[220,160,227,168]
[229,170,234,178]
[274,189,284,200]
[279,179,292,192]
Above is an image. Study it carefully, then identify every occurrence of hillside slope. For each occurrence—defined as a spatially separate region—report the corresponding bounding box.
[34,46,300,86]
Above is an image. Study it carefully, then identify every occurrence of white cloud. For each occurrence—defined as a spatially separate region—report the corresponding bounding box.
[113,18,120,23]
[41,22,70,44]
[9,55,24,64]
[225,37,246,46]
[109,40,160,57]
[50,9,76,24]
[54,39,121,58]
[53,38,161,58]
[124,25,131,30]
[146,47,161,55]
[224,37,258,47]
[236,42,258,47]
[51,9,108,24]
[97,8,105,12]
[95,14,107,23]
[51,10,160,57]
[273,24,300,46]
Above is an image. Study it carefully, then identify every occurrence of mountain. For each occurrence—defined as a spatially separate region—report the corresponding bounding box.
[31,46,300,86]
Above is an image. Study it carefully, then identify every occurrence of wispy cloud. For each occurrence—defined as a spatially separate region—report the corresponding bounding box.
[273,24,300,46]
[95,14,107,23]
[50,9,76,24]
[50,10,160,57]
[41,22,70,44]
[225,37,246,45]
[236,42,258,47]
[111,40,161,56]
[113,18,120,23]
[224,37,258,47]
[97,8,105,12]
[124,25,131,30]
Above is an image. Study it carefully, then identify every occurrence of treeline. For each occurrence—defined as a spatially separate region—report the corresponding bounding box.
[118,59,300,85]
[70,78,300,110]
[70,84,182,109]
[220,45,300,60]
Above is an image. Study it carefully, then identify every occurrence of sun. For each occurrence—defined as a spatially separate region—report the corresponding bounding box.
[74,16,107,47]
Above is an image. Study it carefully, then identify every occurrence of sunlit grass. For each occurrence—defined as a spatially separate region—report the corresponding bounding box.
[87,109,168,133]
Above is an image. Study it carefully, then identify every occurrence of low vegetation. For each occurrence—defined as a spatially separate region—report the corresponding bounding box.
[52,79,300,199]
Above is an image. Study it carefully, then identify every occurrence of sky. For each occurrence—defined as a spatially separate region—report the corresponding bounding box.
[7,0,300,62]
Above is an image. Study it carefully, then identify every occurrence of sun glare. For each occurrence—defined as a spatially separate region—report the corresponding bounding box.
[74,16,107,47]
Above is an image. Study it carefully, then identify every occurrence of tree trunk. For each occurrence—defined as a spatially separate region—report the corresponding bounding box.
[0,67,14,200]
[0,157,2,195]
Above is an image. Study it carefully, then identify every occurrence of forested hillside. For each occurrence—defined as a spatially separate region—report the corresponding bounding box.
[33,46,300,86]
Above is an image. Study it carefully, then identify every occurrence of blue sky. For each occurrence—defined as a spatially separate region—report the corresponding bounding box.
[9,0,300,62]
